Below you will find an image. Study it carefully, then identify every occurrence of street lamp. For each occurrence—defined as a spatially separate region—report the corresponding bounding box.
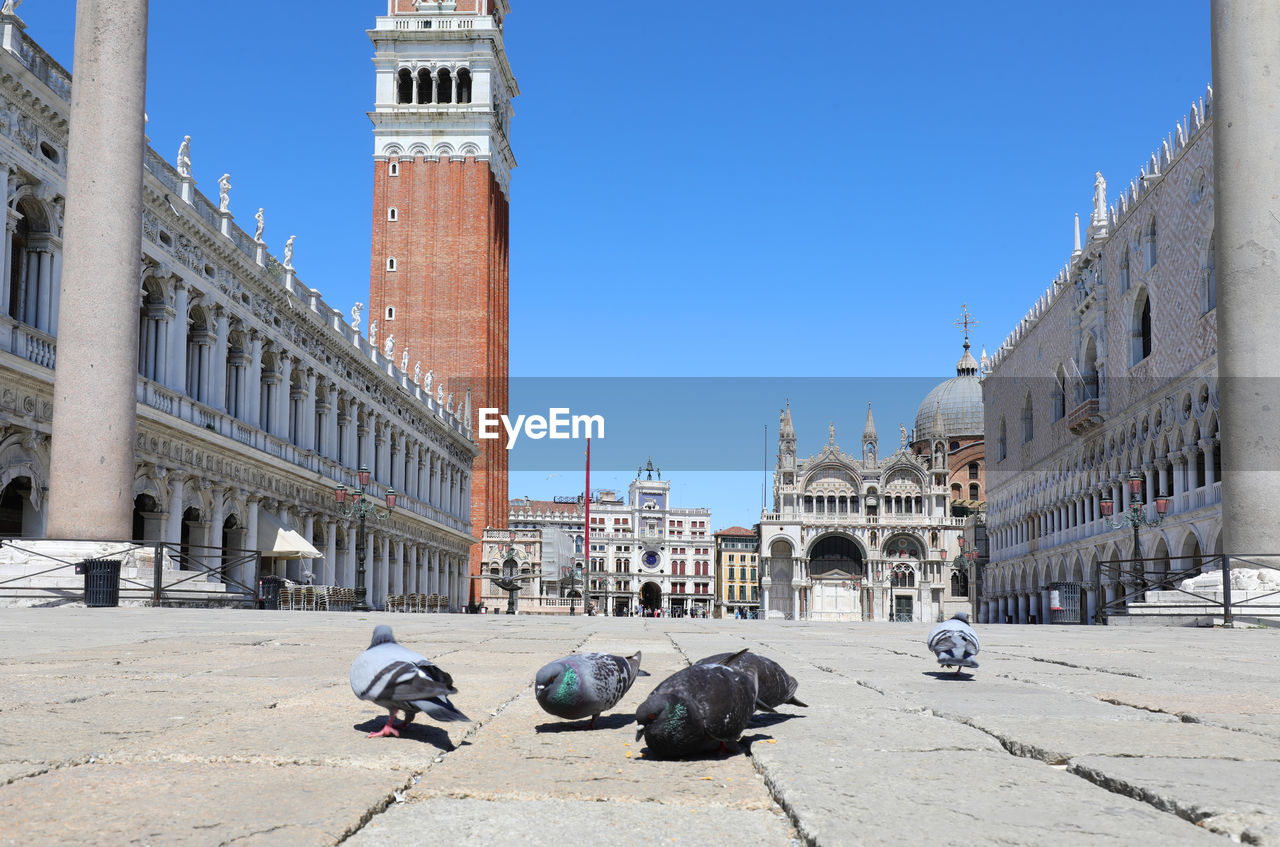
[335,465,396,612]
[1100,471,1169,606]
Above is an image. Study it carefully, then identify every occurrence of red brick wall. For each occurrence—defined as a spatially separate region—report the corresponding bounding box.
[370,156,509,601]
[391,0,487,13]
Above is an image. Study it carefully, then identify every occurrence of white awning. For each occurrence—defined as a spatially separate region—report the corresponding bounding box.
[256,510,321,559]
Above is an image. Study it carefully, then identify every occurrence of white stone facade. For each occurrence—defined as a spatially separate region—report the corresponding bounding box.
[982,88,1221,624]
[0,14,477,609]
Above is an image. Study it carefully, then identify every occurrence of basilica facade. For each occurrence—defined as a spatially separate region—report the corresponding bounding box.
[758,347,985,622]
[0,10,477,608]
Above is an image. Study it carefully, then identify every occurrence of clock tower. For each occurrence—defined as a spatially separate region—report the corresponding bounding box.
[368,0,518,600]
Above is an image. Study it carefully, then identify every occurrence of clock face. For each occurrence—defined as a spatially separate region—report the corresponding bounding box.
[643,551,659,567]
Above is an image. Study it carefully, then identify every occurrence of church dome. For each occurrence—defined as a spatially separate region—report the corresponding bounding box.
[913,343,984,440]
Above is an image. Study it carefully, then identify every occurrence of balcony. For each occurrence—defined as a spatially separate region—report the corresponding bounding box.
[1068,398,1103,434]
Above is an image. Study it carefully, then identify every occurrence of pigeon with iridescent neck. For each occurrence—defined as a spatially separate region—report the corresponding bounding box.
[534,652,647,728]
[635,649,770,758]
[695,651,807,710]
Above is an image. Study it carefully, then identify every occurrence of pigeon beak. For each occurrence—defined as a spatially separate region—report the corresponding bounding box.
[534,684,545,694]
[634,726,645,742]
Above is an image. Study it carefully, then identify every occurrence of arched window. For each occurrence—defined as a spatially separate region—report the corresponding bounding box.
[1119,248,1130,292]
[951,569,969,597]
[1205,233,1216,312]
[436,68,453,104]
[387,207,398,222]
[386,257,397,271]
[1022,393,1034,443]
[385,306,395,320]
[417,68,433,104]
[969,482,980,500]
[997,417,1007,461]
[1053,364,1066,421]
[1144,216,1158,269]
[456,68,472,104]
[1131,287,1152,365]
[396,69,413,105]
[968,461,979,480]
[388,162,399,177]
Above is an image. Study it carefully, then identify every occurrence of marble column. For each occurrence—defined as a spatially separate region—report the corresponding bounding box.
[1214,1,1280,554]
[166,281,188,392]
[45,0,149,540]
[324,519,337,585]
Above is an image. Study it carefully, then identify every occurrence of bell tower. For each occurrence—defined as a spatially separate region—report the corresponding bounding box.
[368,0,518,599]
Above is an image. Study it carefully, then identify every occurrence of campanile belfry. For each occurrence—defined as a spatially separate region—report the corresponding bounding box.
[368,0,517,598]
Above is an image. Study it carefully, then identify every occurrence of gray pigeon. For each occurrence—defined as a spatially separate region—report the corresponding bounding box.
[350,625,470,738]
[635,649,770,758]
[534,651,647,728]
[696,651,807,709]
[927,612,980,675]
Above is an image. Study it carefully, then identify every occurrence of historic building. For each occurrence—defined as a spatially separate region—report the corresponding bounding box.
[500,462,713,616]
[0,10,476,608]
[982,87,1221,624]
[714,525,759,618]
[366,0,517,600]
[758,345,984,622]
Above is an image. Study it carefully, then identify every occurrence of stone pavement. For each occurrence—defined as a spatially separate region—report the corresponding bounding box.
[0,610,1277,846]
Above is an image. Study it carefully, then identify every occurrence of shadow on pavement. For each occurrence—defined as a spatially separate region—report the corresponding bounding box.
[922,670,977,681]
[534,713,636,733]
[353,718,457,750]
[633,731,774,761]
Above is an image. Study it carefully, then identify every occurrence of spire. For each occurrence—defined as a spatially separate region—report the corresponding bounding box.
[932,402,946,439]
[863,402,877,440]
[1072,213,1082,258]
[780,401,794,438]
[862,402,878,464]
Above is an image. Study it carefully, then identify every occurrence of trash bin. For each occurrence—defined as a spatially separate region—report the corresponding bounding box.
[77,559,122,608]
[1049,581,1084,624]
[259,575,284,610]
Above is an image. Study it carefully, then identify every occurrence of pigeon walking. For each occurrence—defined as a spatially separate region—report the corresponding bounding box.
[635,649,770,758]
[696,651,807,709]
[350,625,470,738]
[535,651,648,728]
[928,612,980,675]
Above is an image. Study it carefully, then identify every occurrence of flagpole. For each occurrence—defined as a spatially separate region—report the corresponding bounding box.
[576,437,589,616]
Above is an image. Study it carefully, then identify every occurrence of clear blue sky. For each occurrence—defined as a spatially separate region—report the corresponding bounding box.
[20,1,1210,528]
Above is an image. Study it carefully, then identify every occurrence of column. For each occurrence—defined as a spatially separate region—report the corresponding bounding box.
[276,353,293,441]
[35,247,53,333]
[207,487,225,578]
[324,519,337,585]
[244,496,260,585]
[0,212,15,315]
[166,281,188,392]
[164,471,185,550]
[304,369,318,451]
[326,384,340,460]
[1202,440,1217,487]
[211,308,228,412]
[1213,1,1280,554]
[377,534,390,608]
[246,333,263,426]
[303,512,315,582]
[392,539,404,595]
[44,0,148,542]
[344,532,356,587]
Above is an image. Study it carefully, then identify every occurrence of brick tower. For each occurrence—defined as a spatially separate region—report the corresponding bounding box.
[368,0,517,601]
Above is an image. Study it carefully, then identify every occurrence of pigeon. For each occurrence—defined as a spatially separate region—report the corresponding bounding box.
[350,625,470,738]
[927,612,980,675]
[696,651,808,709]
[635,649,770,758]
[534,651,648,728]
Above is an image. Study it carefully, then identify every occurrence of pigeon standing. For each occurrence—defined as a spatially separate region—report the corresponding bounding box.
[534,651,647,728]
[635,649,770,758]
[927,612,980,675]
[696,651,808,710]
[350,625,470,738]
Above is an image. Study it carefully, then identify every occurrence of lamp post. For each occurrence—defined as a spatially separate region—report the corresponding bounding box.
[958,535,983,620]
[334,465,396,612]
[1100,472,1170,611]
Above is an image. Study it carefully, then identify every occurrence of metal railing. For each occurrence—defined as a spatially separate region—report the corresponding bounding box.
[1096,553,1280,627]
[0,538,260,606]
